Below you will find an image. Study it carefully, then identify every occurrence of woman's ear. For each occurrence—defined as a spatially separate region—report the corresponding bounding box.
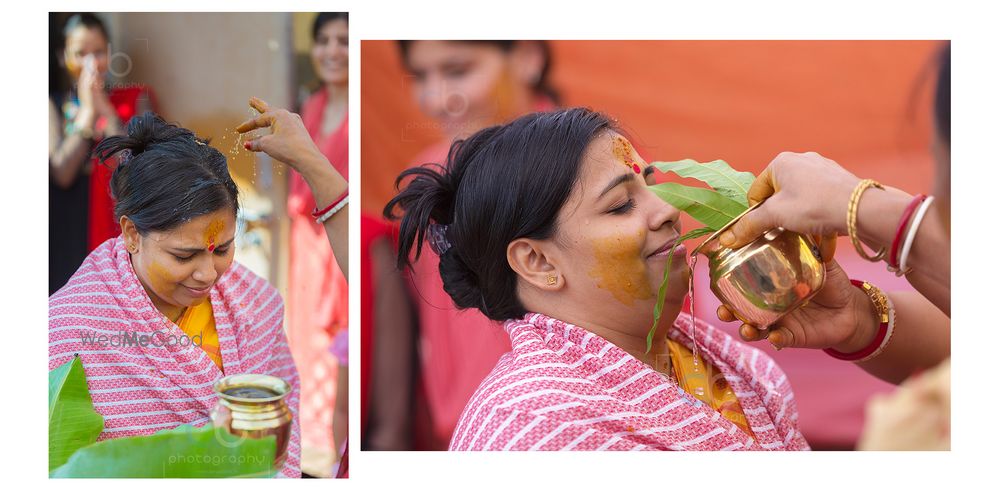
[507,237,562,291]
[510,41,545,88]
[120,216,140,254]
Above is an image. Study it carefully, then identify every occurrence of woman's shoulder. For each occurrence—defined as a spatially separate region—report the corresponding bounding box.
[49,238,122,303]
[214,261,284,333]
[464,317,601,410]
[218,261,281,302]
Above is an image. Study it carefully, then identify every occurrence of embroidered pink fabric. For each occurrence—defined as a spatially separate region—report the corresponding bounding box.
[450,312,810,451]
[49,237,302,476]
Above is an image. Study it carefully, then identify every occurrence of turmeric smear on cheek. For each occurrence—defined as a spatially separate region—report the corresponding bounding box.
[204,219,224,251]
[148,261,175,295]
[587,231,653,306]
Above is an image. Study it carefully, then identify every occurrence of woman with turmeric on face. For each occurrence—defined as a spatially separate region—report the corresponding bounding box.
[49,112,303,476]
[386,108,810,451]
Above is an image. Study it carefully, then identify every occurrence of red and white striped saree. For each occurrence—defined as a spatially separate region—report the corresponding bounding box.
[450,312,809,451]
[49,237,302,477]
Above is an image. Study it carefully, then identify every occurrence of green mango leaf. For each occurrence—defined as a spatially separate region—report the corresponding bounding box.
[646,227,715,353]
[50,424,277,478]
[49,357,104,471]
[652,159,756,206]
[156,423,200,435]
[649,183,748,231]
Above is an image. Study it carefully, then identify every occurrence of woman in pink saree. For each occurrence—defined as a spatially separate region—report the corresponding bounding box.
[48,112,302,476]
[383,108,879,450]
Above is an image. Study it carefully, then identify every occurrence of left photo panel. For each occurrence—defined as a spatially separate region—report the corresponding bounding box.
[47,12,350,478]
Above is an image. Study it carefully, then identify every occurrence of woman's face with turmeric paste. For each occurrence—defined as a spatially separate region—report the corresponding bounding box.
[544,132,689,332]
[124,209,237,319]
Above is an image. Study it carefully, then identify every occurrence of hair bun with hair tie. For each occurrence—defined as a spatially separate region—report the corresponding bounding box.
[427,223,452,255]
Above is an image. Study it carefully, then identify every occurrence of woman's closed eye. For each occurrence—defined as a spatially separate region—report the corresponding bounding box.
[172,247,230,262]
[608,197,637,215]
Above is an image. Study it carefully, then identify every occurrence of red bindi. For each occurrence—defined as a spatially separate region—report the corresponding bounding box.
[208,242,216,252]
[632,164,641,174]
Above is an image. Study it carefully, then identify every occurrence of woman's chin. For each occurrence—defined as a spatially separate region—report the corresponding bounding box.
[648,255,690,287]
[321,71,348,86]
[173,288,212,306]
[651,264,691,306]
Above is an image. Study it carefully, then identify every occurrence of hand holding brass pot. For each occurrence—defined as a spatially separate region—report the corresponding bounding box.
[692,202,826,329]
[211,374,293,470]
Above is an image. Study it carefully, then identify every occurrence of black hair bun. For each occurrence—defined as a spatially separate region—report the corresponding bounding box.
[94,111,196,163]
[94,111,239,235]
[438,248,485,313]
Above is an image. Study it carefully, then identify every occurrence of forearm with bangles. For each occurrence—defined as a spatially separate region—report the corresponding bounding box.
[853,290,950,384]
[297,152,350,279]
[853,185,951,315]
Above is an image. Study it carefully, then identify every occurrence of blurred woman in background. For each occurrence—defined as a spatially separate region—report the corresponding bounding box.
[284,12,350,468]
[49,12,155,293]
[392,40,560,448]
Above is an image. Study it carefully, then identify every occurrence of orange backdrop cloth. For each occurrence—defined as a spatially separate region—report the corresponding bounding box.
[361,40,941,448]
[286,87,350,454]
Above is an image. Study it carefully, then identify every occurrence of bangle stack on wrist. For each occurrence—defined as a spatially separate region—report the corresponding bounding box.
[847,179,887,261]
[312,190,349,224]
[895,196,935,276]
[848,178,937,277]
[886,194,926,276]
[824,279,896,362]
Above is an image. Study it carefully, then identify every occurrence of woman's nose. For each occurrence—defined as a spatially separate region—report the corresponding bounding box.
[418,76,449,119]
[191,256,218,284]
[641,187,680,232]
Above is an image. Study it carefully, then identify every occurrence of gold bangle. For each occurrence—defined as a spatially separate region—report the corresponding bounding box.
[847,179,886,262]
[857,281,890,325]
[857,280,896,362]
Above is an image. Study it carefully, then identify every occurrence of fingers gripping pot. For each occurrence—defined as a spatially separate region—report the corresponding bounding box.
[691,203,826,328]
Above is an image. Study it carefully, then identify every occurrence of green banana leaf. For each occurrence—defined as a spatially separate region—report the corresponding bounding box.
[50,424,277,478]
[647,227,714,353]
[49,357,104,471]
[652,159,756,206]
[648,182,748,230]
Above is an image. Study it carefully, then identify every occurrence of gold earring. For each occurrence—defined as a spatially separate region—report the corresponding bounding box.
[546,274,557,286]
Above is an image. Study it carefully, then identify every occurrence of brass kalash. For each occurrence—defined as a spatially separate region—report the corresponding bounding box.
[211,374,293,470]
[691,202,827,328]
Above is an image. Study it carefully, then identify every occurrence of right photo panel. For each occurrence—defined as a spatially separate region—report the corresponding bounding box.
[360,40,950,451]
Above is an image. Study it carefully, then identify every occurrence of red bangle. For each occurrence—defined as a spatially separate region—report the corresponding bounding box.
[823,280,889,361]
[889,194,926,268]
[311,189,349,219]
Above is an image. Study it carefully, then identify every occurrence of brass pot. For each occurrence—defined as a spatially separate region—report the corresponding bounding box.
[210,374,292,470]
[692,203,826,328]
